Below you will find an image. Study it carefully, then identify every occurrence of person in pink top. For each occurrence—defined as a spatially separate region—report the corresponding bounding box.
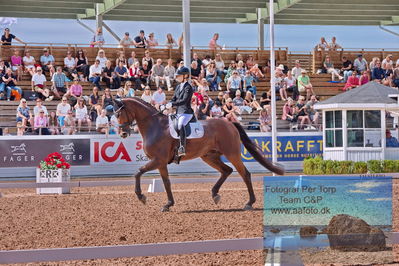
[11,49,23,81]
[34,110,50,135]
[359,70,369,86]
[208,33,222,50]
[65,78,83,100]
[343,71,360,91]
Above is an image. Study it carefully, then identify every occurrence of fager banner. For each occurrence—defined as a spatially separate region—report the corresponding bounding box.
[0,139,91,167]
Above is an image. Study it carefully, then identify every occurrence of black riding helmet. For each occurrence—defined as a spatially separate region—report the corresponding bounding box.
[176,66,190,76]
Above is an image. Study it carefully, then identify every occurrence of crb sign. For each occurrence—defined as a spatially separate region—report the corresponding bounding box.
[92,137,148,165]
[0,139,90,168]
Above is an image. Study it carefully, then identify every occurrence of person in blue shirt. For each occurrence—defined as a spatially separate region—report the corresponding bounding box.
[386,129,399,147]
[371,62,385,82]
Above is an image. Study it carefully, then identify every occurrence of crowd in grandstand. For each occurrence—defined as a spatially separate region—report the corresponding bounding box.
[1,29,399,136]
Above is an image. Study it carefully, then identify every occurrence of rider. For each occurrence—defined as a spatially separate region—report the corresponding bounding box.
[169,66,194,157]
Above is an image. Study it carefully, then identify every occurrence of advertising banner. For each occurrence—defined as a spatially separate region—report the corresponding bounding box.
[0,139,90,168]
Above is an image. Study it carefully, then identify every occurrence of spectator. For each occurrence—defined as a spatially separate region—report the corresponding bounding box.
[297,70,314,101]
[259,107,272,132]
[386,129,399,147]
[23,50,36,77]
[40,48,55,77]
[114,60,129,86]
[191,61,203,84]
[315,37,329,50]
[151,86,166,110]
[48,111,59,135]
[65,78,83,104]
[282,98,297,125]
[89,87,101,121]
[62,110,76,135]
[165,33,178,48]
[75,49,90,81]
[197,78,210,92]
[235,54,244,63]
[223,98,240,123]
[147,32,159,48]
[214,91,224,107]
[249,64,264,82]
[102,88,114,114]
[354,54,369,73]
[341,56,353,82]
[32,67,53,101]
[382,54,394,70]
[33,98,48,117]
[129,61,144,90]
[178,33,184,50]
[0,59,7,72]
[3,68,22,101]
[128,51,139,68]
[34,109,50,135]
[193,87,207,105]
[141,86,152,103]
[295,96,312,130]
[96,109,109,134]
[324,56,343,81]
[115,88,124,99]
[210,100,223,118]
[202,55,212,68]
[233,90,252,114]
[206,61,221,91]
[134,30,147,48]
[89,59,103,90]
[291,60,304,80]
[123,81,135,98]
[329,37,341,50]
[102,60,119,90]
[383,64,394,87]
[198,95,212,120]
[236,60,246,80]
[393,65,399,88]
[244,70,256,96]
[151,58,165,88]
[96,50,107,69]
[371,61,385,82]
[109,112,119,135]
[74,98,91,132]
[10,49,23,81]
[244,91,262,111]
[259,91,271,108]
[209,33,222,50]
[275,65,286,101]
[116,51,127,67]
[164,59,175,91]
[359,70,369,85]
[369,57,380,72]
[1,28,24,45]
[284,71,299,101]
[192,53,203,69]
[227,71,242,99]
[141,60,152,86]
[119,32,133,48]
[224,61,236,83]
[64,51,77,79]
[214,53,226,77]
[56,97,71,127]
[142,50,154,70]
[90,27,105,47]
[306,95,320,128]
[245,55,255,70]
[2,127,11,136]
[51,66,68,99]
[343,71,360,91]
[16,98,33,130]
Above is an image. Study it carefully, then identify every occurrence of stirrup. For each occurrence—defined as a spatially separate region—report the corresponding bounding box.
[177,146,186,157]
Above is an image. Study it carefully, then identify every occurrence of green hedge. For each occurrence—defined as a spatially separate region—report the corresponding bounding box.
[303,157,399,175]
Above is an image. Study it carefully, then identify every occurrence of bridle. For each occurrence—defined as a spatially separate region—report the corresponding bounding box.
[114,104,135,136]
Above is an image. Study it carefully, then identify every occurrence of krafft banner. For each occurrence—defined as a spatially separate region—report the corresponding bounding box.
[0,139,90,168]
[239,135,323,162]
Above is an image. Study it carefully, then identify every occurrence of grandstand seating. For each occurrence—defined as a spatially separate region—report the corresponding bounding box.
[0,45,378,134]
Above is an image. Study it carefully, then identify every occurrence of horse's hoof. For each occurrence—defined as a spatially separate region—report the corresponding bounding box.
[138,195,147,205]
[213,194,221,205]
[161,206,170,212]
[243,204,254,211]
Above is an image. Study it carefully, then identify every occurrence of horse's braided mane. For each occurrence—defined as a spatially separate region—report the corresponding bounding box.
[130,97,165,117]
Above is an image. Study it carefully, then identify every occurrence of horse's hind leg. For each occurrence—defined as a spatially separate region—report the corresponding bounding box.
[158,165,174,212]
[226,154,256,210]
[201,152,233,204]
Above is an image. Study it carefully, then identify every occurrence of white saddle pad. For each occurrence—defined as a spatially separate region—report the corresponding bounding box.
[169,116,205,139]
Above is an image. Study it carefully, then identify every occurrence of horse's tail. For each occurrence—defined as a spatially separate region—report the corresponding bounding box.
[232,122,285,175]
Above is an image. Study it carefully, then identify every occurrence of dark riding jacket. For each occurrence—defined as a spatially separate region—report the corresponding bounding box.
[170,81,194,115]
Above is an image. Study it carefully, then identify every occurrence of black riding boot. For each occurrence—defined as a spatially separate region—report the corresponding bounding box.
[178,126,187,157]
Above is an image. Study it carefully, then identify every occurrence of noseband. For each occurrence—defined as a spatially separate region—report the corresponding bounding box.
[115,105,135,136]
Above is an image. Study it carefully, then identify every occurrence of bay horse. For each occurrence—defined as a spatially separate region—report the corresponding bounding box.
[114,97,284,212]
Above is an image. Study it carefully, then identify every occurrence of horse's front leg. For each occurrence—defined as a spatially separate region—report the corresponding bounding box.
[134,159,161,204]
[158,165,174,212]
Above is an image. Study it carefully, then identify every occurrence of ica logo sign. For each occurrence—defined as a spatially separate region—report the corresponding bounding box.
[93,141,143,163]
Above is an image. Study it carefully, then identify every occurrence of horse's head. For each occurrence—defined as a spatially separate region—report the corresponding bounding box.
[114,99,135,138]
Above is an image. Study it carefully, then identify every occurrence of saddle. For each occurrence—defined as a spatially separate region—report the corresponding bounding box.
[168,115,204,139]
